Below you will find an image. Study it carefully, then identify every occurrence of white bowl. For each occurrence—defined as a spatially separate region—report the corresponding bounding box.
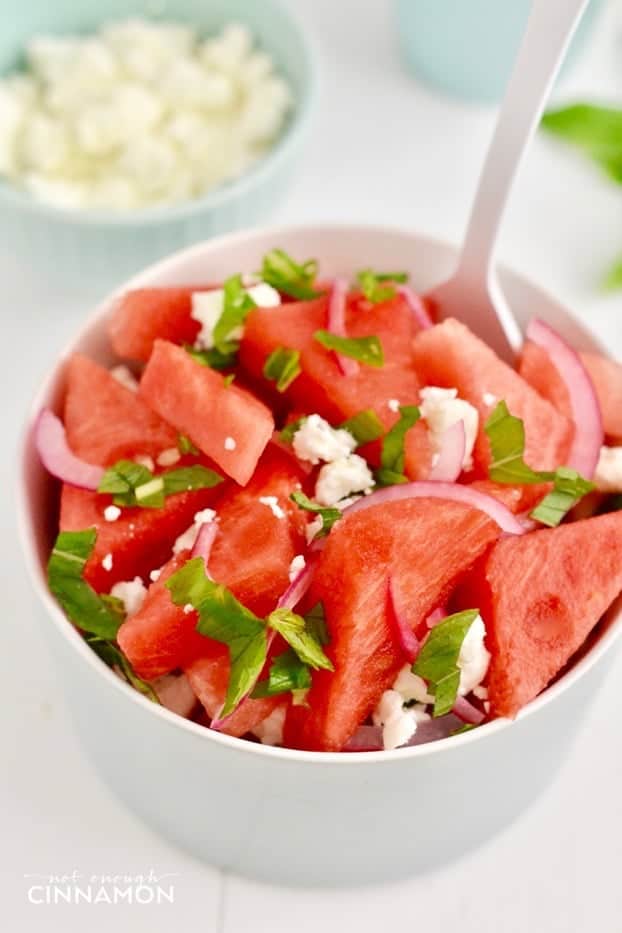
[17,224,622,887]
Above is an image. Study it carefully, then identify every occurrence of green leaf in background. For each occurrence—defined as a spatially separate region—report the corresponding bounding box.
[602,256,622,292]
[263,346,302,392]
[356,268,408,303]
[413,609,480,717]
[290,490,342,537]
[542,104,622,183]
[260,248,321,300]
[184,344,238,371]
[314,330,385,367]
[340,409,384,445]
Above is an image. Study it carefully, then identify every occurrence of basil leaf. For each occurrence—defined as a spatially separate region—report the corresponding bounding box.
[340,409,384,445]
[47,530,122,640]
[251,649,312,698]
[314,330,384,368]
[99,460,222,509]
[212,275,257,355]
[485,401,553,485]
[530,467,595,527]
[178,433,199,456]
[98,460,153,506]
[184,344,238,371]
[263,347,302,392]
[279,416,307,445]
[87,636,160,703]
[166,558,268,716]
[304,601,330,646]
[162,465,223,496]
[267,608,334,671]
[603,256,622,293]
[376,405,420,484]
[413,609,480,717]
[541,104,622,183]
[260,248,321,300]
[290,490,342,536]
[356,268,408,303]
[134,476,165,509]
[223,373,236,388]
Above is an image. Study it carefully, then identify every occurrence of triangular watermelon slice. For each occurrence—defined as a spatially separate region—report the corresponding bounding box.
[285,498,500,751]
[109,287,205,362]
[139,340,274,486]
[64,353,177,466]
[457,511,622,718]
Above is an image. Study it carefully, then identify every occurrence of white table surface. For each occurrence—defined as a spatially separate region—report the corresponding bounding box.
[3,1,622,929]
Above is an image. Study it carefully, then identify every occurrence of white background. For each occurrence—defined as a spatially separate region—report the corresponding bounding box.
[2,0,622,930]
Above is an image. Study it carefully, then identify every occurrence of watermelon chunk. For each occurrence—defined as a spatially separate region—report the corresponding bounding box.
[520,341,622,442]
[109,288,204,362]
[412,319,573,476]
[457,511,622,718]
[286,498,499,751]
[60,486,221,592]
[139,340,274,486]
[64,353,177,466]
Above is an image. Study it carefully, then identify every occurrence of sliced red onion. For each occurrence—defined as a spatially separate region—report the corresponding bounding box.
[396,284,433,330]
[342,725,384,752]
[35,408,104,490]
[343,713,466,752]
[427,420,466,482]
[277,556,317,610]
[388,577,420,662]
[343,481,524,534]
[452,694,486,725]
[191,521,218,567]
[327,277,359,377]
[526,318,603,479]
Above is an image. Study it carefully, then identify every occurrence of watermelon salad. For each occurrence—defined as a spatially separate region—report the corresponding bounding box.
[36,249,622,752]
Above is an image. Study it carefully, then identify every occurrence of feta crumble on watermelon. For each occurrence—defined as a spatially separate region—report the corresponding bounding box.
[38,250,622,753]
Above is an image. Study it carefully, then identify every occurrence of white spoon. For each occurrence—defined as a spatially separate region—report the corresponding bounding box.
[426,0,590,362]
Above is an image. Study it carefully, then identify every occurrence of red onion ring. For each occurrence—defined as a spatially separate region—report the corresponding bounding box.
[452,694,486,725]
[388,577,420,662]
[327,278,359,377]
[35,408,104,490]
[396,284,433,330]
[277,556,317,610]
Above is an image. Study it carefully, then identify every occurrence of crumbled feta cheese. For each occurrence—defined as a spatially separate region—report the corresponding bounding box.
[251,704,286,746]
[393,665,434,705]
[110,576,147,616]
[134,454,155,471]
[288,554,306,582]
[387,398,401,413]
[419,386,479,471]
[191,281,280,350]
[305,516,324,544]
[372,689,430,751]
[315,454,374,507]
[173,508,217,554]
[594,446,622,493]
[183,603,194,615]
[157,447,181,467]
[457,614,491,697]
[333,495,362,511]
[102,553,113,572]
[259,495,285,520]
[104,504,121,522]
[482,392,497,407]
[292,413,357,465]
[110,364,138,392]
[224,436,237,451]
[473,684,489,700]
[149,568,161,583]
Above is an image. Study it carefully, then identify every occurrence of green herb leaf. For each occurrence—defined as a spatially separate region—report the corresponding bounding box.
[602,256,622,293]
[162,465,223,496]
[260,248,321,300]
[184,344,238,371]
[47,530,122,640]
[530,467,595,527]
[166,558,268,716]
[484,401,549,485]
[263,347,302,392]
[290,490,342,537]
[223,373,236,388]
[87,636,160,703]
[314,330,385,367]
[212,275,257,355]
[451,723,477,736]
[304,601,330,645]
[178,433,199,456]
[98,460,154,506]
[251,648,312,698]
[267,608,334,671]
[541,104,622,184]
[356,268,408,303]
[413,609,480,717]
[279,416,307,445]
[340,409,384,445]
[134,476,165,508]
[375,405,420,484]
[98,460,222,509]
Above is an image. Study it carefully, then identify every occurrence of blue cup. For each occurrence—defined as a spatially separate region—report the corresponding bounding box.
[395,0,604,104]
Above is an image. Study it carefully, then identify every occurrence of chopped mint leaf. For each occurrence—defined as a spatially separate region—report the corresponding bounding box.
[375,405,420,485]
[279,416,307,445]
[260,248,321,300]
[134,476,165,508]
[541,104,622,184]
[451,723,477,736]
[251,648,312,698]
[47,529,122,640]
[267,608,334,671]
[184,344,238,371]
[530,467,595,527]
[413,609,480,717]
[162,465,223,495]
[304,601,330,645]
[603,256,622,293]
[356,268,408,303]
[263,347,302,392]
[223,373,236,388]
[87,636,160,703]
[98,460,153,506]
[178,433,199,456]
[290,490,342,536]
[340,409,384,445]
[485,401,548,485]
[314,330,384,367]
[166,558,268,716]
[212,275,257,355]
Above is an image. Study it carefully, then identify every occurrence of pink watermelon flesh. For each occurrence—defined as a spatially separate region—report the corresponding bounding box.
[285,498,499,751]
[139,340,274,486]
[108,287,204,363]
[457,511,622,718]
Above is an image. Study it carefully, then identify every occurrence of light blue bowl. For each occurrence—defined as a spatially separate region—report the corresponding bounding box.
[0,0,317,293]
[395,0,604,104]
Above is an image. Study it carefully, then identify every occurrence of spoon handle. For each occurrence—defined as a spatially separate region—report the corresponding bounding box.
[458,0,590,282]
